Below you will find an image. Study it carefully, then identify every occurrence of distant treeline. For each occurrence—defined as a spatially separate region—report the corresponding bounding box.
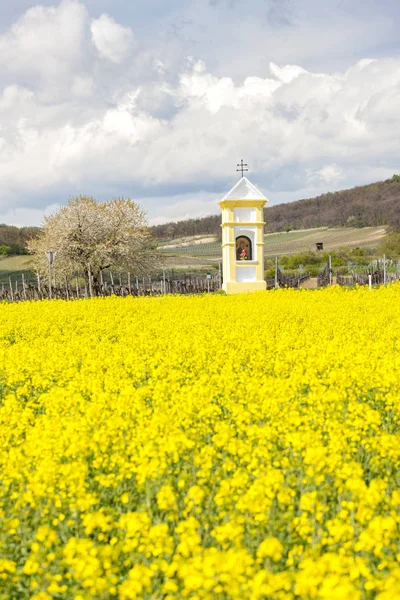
[151,176,400,239]
[2,176,400,255]
[0,224,40,255]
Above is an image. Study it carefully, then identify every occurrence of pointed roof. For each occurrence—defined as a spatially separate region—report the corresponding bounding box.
[220,176,268,202]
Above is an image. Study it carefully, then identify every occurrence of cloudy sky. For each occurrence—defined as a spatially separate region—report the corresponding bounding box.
[1,0,400,226]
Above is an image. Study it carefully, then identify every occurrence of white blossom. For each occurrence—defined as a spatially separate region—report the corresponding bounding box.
[28,196,159,282]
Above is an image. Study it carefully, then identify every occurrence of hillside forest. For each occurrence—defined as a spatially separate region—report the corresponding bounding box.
[0,224,40,256]
[151,176,400,239]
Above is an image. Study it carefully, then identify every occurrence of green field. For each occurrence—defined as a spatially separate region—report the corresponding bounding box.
[158,226,387,267]
[263,226,386,255]
[0,227,388,279]
[0,256,35,285]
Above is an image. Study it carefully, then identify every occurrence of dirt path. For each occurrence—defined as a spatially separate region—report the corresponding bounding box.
[301,278,319,289]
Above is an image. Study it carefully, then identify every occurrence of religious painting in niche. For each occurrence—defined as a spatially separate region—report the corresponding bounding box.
[236,236,252,261]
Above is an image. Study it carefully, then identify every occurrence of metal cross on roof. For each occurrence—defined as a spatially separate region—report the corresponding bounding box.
[236,159,248,177]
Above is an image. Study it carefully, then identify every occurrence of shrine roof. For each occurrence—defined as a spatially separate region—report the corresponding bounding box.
[219,176,268,202]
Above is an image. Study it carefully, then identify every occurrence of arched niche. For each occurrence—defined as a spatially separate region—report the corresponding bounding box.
[236,235,252,261]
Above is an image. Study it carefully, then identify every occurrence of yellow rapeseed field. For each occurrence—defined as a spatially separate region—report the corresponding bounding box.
[0,286,400,600]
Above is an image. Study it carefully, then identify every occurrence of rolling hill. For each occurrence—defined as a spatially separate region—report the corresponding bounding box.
[0,177,397,276]
[0,256,37,285]
[0,226,387,276]
[151,175,400,240]
[157,226,386,268]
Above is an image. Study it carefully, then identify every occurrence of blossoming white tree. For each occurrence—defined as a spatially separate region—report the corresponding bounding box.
[28,196,159,283]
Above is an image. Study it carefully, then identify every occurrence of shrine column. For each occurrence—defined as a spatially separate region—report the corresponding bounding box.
[219,176,268,294]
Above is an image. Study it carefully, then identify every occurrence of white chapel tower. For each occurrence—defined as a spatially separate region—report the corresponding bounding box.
[219,176,268,294]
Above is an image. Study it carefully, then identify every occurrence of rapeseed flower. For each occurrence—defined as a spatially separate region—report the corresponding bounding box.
[0,286,399,598]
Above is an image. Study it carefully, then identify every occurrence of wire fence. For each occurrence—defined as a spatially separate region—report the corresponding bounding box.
[266,269,310,290]
[0,271,222,303]
[2,254,400,303]
[320,254,400,288]
[317,262,332,288]
[336,270,400,286]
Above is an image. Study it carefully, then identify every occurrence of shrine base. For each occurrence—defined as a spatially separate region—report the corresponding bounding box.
[222,281,267,295]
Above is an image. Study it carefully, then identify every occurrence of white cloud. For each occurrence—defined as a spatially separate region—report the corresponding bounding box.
[71,76,94,97]
[145,192,219,225]
[269,62,308,84]
[306,164,343,186]
[0,0,87,82]
[178,59,280,114]
[1,0,400,226]
[90,14,134,63]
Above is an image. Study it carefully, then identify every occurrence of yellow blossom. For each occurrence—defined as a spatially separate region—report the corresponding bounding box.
[0,287,399,598]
